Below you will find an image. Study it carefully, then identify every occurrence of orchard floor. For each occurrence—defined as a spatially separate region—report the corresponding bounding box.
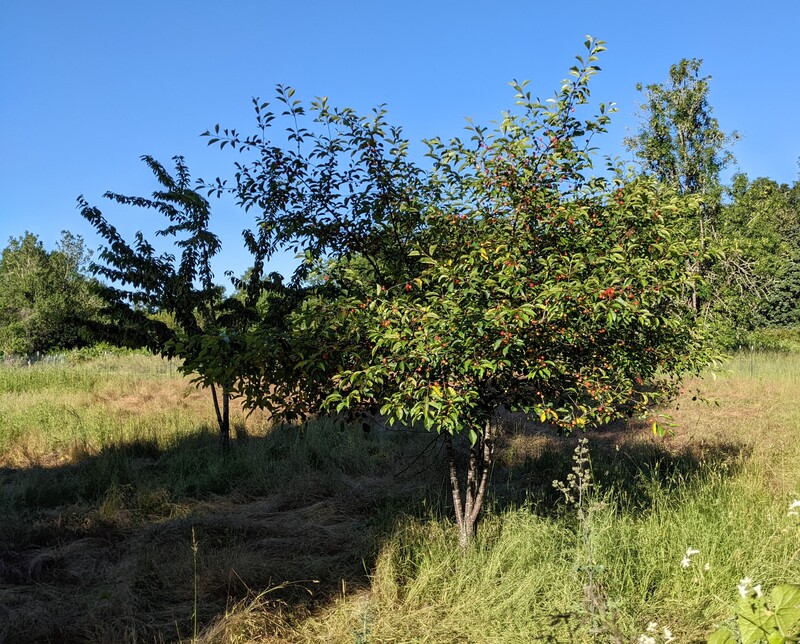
[0,352,798,642]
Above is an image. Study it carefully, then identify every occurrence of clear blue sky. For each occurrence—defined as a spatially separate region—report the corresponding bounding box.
[2,1,798,283]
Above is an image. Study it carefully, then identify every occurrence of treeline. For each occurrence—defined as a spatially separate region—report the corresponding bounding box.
[0,231,101,356]
[624,58,800,350]
[1,53,799,363]
[0,231,169,357]
[679,170,800,349]
[3,164,798,357]
[718,174,800,336]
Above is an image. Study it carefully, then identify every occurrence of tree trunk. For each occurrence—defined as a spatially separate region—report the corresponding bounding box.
[446,419,496,550]
[222,387,230,448]
[210,383,231,450]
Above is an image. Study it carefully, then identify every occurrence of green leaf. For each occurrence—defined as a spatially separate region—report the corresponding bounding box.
[772,584,800,632]
[706,627,737,644]
[738,596,777,644]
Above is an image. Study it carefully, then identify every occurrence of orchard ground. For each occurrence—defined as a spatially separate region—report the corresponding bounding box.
[0,351,798,642]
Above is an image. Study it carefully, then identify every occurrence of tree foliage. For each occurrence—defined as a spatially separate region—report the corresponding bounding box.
[0,231,103,355]
[625,58,751,327]
[198,83,434,423]
[720,174,800,332]
[78,156,274,447]
[625,58,738,209]
[204,37,715,545]
[201,86,430,289]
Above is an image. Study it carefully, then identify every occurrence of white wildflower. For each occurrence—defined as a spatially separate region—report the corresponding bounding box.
[663,626,675,642]
[738,576,753,598]
[681,547,700,568]
[753,583,763,598]
[637,636,656,644]
[646,621,659,633]
[704,562,711,571]
[789,499,800,516]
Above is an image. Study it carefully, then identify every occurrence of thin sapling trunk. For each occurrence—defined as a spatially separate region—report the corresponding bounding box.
[210,383,231,450]
[446,419,497,550]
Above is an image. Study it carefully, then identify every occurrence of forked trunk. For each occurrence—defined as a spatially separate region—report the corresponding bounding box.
[446,419,497,550]
[210,383,231,450]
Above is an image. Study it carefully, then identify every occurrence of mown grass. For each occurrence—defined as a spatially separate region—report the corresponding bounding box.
[0,351,798,642]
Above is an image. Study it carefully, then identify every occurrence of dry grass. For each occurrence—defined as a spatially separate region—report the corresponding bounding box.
[0,356,271,469]
[0,451,430,642]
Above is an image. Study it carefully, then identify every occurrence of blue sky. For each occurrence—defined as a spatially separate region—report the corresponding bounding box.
[2,1,798,283]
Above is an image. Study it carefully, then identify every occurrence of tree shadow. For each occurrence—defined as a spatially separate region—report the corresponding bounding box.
[0,415,750,642]
[0,420,440,643]
[488,416,751,517]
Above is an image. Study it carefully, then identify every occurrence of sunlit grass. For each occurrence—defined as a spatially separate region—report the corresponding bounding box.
[0,354,257,465]
[298,446,800,642]
[295,351,800,642]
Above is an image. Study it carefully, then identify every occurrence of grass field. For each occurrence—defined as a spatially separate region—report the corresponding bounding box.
[0,352,798,642]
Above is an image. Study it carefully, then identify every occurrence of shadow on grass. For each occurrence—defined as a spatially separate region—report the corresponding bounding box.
[0,420,444,643]
[0,416,749,642]
[489,418,751,517]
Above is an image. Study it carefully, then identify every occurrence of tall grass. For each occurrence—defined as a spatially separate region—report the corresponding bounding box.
[0,353,219,463]
[295,352,800,642]
[298,450,800,642]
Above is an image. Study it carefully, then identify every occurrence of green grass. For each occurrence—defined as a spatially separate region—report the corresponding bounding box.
[301,446,800,642]
[0,352,799,642]
[0,355,252,476]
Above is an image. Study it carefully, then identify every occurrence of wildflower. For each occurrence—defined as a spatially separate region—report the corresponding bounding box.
[753,583,763,598]
[663,626,675,642]
[789,499,800,516]
[646,621,658,633]
[681,547,700,568]
[637,636,656,644]
[704,562,711,572]
[738,577,753,598]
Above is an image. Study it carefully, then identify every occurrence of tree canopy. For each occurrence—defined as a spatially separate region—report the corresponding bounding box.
[78,156,276,447]
[197,37,715,545]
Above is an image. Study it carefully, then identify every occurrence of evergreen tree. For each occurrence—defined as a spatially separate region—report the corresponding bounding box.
[0,231,103,355]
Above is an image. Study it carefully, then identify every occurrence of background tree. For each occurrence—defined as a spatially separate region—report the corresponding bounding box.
[720,174,800,334]
[0,231,103,355]
[625,58,737,209]
[625,58,739,316]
